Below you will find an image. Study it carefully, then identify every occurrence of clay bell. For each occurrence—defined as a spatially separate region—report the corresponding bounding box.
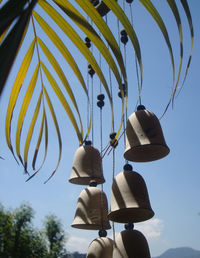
[69,142,105,185]
[71,186,111,230]
[108,164,154,223]
[124,105,170,162]
[113,227,151,258]
[87,237,114,258]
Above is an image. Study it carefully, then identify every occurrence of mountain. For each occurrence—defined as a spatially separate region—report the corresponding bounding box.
[154,247,200,258]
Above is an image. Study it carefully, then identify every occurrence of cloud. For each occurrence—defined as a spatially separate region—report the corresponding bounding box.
[66,236,91,253]
[65,218,164,254]
[134,218,164,241]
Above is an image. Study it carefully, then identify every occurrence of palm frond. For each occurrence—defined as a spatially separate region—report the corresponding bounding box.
[0,0,37,95]
[1,0,194,180]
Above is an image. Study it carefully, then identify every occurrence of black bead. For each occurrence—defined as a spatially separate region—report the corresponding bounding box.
[85,140,92,145]
[118,90,126,98]
[99,229,107,237]
[121,35,128,44]
[126,0,134,3]
[97,100,104,108]
[120,29,127,36]
[109,132,116,139]
[90,0,99,6]
[137,105,146,111]
[88,68,95,77]
[124,223,134,230]
[97,94,105,101]
[85,37,91,43]
[110,139,118,148]
[89,180,97,187]
[123,163,133,171]
[85,42,91,48]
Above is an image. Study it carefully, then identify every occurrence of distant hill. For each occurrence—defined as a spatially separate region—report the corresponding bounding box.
[64,247,200,258]
[153,247,200,258]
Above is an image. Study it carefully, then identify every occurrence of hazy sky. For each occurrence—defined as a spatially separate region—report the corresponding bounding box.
[0,1,200,256]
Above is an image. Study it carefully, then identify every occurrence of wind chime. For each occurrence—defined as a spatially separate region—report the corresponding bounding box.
[69,1,170,257]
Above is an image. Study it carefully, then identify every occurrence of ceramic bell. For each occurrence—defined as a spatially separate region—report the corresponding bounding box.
[124,105,170,162]
[87,237,114,258]
[113,225,151,258]
[69,142,105,185]
[72,186,111,230]
[108,164,154,223]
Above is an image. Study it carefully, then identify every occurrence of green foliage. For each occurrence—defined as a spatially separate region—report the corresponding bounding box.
[44,215,67,258]
[0,203,67,258]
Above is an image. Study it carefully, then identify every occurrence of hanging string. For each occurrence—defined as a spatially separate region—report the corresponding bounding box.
[90,20,94,145]
[87,71,90,140]
[112,148,116,242]
[129,1,142,107]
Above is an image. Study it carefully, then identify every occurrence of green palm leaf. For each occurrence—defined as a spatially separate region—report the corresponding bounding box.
[0,0,37,95]
[24,90,43,172]
[43,87,62,184]
[5,39,36,160]
[41,62,83,143]
[38,0,114,130]
[37,36,84,137]
[15,64,39,165]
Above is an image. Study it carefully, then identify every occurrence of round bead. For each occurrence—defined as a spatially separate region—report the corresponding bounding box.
[89,180,97,187]
[90,0,99,6]
[85,42,91,48]
[110,132,116,139]
[118,90,122,98]
[97,94,105,101]
[126,0,134,3]
[137,105,146,111]
[85,37,91,43]
[110,139,118,148]
[99,229,107,237]
[88,68,95,77]
[123,163,133,171]
[85,140,92,146]
[120,29,127,36]
[124,223,134,230]
[97,100,104,108]
[121,35,128,44]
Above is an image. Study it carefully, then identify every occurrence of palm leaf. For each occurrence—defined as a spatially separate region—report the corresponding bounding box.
[27,104,48,180]
[33,10,88,96]
[166,0,183,103]
[74,0,127,85]
[180,0,194,88]
[41,62,83,143]
[5,39,36,160]
[15,64,39,165]
[139,0,175,96]
[43,87,62,183]
[0,0,37,95]
[0,0,27,35]
[103,0,143,89]
[53,0,126,137]
[38,0,114,130]
[24,90,43,172]
[37,36,84,137]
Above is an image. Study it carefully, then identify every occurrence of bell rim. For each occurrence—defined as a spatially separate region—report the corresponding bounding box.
[108,207,154,223]
[124,143,170,162]
[71,223,111,230]
[69,177,105,185]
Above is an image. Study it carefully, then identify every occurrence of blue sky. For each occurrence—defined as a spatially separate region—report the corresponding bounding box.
[0,1,200,256]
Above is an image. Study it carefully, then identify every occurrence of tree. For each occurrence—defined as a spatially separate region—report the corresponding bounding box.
[0,203,67,258]
[44,215,67,258]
